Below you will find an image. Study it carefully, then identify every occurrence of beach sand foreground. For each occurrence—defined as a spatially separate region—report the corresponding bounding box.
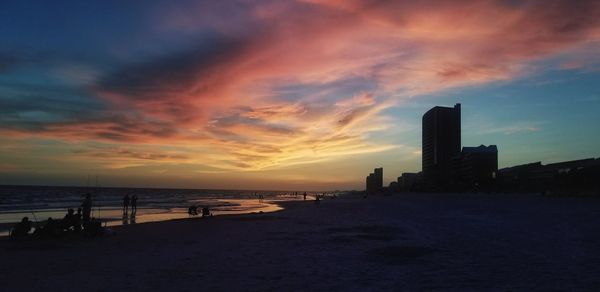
[1,193,600,291]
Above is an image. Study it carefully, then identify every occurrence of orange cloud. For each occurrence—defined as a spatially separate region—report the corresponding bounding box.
[2,0,599,175]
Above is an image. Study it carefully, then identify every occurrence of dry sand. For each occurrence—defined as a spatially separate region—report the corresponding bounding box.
[1,193,600,291]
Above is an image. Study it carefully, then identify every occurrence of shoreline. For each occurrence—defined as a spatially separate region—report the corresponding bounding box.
[104,199,296,234]
[0,198,288,238]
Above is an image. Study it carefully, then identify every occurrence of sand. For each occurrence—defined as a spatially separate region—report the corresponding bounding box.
[1,193,600,291]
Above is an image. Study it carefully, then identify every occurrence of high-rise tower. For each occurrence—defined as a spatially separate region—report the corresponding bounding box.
[422,103,461,188]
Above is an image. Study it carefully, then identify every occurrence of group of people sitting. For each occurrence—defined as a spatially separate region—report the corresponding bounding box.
[10,211,102,240]
[188,205,212,217]
[9,193,103,240]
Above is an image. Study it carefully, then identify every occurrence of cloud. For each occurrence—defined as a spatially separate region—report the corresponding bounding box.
[335,92,375,107]
[476,121,547,135]
[1,0,599,172]
[72,146,189,161]
[241,103,308,120]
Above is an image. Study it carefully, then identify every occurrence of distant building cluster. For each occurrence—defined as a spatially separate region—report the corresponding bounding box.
[420,103,498,191]
[496,158,600,195]
[365,102,598,195]
[366,103,497,192]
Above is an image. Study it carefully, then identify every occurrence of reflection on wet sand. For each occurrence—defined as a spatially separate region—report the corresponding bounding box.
[0,199,284,235]
[122,213,137,225]
[0,190,319,237]
[102,199,282,228]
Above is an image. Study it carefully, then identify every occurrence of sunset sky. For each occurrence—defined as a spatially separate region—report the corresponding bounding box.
[1,0,599,190]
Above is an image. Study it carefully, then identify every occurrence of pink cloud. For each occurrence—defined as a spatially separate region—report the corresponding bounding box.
[3,0,600,172]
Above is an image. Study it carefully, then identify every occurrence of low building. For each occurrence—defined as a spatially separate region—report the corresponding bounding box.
[454,145,498,190]
[497,158,600,194]
[398,172,421,191]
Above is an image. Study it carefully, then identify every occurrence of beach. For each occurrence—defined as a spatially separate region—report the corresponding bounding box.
[1,193,600,291]
[0,185,297,236]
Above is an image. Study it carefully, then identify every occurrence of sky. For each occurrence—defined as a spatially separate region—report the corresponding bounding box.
[1,0,599,190]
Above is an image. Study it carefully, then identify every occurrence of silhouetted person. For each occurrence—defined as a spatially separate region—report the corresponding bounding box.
[81,194,92,223]
[36,217,61,238]
[62,208,76,231]
[202,206,211,217]
[10,217,32,239]
[74,208,82,232]
[315,194,320,204]
[188,205,198,216]
[303,192,307,201]
[131,194,138,214]
[123,194,130,215]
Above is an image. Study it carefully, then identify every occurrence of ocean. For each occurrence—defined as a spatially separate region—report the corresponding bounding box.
[0,185,313,236]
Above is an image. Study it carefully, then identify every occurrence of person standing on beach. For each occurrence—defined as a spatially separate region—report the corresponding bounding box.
[131,195,138,214]
[123,194,130,216]
[131,195,138,215]
[81,194,92,223]
[303,192,307,201]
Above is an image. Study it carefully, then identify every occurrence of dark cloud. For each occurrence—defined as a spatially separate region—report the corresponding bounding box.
[72,147,189,161]
[98,33,250,100]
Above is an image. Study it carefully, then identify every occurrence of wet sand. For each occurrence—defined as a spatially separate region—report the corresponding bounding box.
[0,198,284,236]
[1,193,600,291]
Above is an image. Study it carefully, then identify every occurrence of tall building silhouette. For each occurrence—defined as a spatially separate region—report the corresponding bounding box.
[373,167,383,190]
[365,167,383,193]
[422,103,461,188]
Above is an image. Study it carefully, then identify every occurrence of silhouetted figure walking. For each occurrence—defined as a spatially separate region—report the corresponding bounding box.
[123,194,130,216]
[81,193,92,223]
[303,192,307,201]
[131,195,138,214]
